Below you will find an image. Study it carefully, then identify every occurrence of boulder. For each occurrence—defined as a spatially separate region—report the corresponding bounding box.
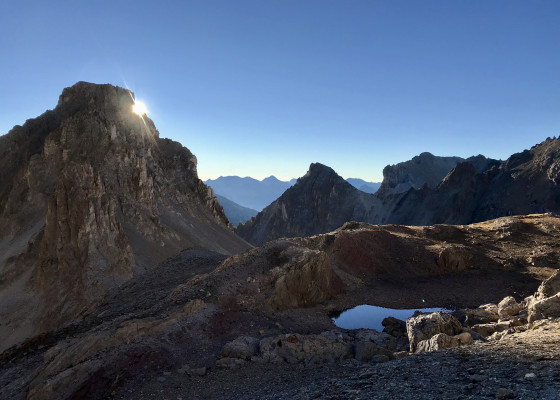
[498,296,523,318]
[455,303,499,326]
[471,321,513,337]
[415,332,473,353]
[470,323,496,337]
[259,333,351,364]
[528,293,560,322]
[455,332,474,345]
[354,330,397,350]
[415,333,459,353]
[406,312,463,352]
[221,336,260,360]
[535,269,560,300]
[382,317,407,337]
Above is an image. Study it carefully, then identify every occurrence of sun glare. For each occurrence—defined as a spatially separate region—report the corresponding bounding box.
[132,100,148,115]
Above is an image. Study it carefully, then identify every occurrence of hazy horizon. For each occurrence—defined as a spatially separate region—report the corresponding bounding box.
[2,1,559,182]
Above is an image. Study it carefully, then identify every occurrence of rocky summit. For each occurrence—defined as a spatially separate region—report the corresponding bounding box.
[236,163,379,246]
[0,82,249,352]
[238,138,560,246]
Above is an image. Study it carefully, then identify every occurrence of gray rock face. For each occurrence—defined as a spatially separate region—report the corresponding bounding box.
[379,138,560,226]
[535,269,560,300]
[527,270,560,322]
[0,82,250,352]
[529,293,560,322]
[498,296,523,318]
[415,333,459,353]
[377,152,495,196]
[353,330,396,361]
[406,312,463,353]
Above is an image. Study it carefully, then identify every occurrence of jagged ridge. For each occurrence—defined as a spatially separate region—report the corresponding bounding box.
[238,138,560,245]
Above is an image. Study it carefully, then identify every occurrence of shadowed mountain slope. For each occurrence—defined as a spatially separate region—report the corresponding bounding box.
[236,163,381,246]
[237,139,559,245]
[0,82,250,351]
[385,138,560,225]
[345,178,381,194]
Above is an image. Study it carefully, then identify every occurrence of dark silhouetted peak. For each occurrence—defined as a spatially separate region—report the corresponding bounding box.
[306,162,336,176]
[465,154,500,173]
[304,163,340,178]
[237,163,375,246]
[438,162,479,189]
[417,151,435,159]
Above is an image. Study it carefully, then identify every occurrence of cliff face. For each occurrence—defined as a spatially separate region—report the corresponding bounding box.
[238,139,560,246]
[0,82,249,351]
[377,152,498,196]
[236,163,379,246]
[385,138,560,225]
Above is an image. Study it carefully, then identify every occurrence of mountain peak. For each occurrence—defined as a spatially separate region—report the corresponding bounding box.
[305,162,337,177]
[237,163,364,245]
[0,82,249,350]
[55,81,159,140]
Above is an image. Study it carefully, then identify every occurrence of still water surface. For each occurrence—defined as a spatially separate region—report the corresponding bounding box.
[332,305,451,331]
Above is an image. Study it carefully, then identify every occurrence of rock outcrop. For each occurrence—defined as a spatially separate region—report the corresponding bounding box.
[0,82,250,351]
[527,270,560,322]
[406,312,463,353]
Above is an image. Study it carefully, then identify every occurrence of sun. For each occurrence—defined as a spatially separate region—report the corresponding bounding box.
[132,100,148,115]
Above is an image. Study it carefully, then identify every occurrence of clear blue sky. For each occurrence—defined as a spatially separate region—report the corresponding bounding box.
[1,1,559,181]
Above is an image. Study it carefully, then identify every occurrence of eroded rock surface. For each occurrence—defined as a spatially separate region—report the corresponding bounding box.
[406,312,463,353]
[0,82,249,351]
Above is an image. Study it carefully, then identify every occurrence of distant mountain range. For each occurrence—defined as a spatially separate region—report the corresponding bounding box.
[345,178,381,194]
[204,176,296,211]
[215,194,258,226]
[205,176,380,216]
[237,140,560,246]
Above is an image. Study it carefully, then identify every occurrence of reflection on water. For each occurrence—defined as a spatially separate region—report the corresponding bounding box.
[332,304,451,331]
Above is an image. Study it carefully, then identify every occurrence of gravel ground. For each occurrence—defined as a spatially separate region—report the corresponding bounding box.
[113,320,560,400]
